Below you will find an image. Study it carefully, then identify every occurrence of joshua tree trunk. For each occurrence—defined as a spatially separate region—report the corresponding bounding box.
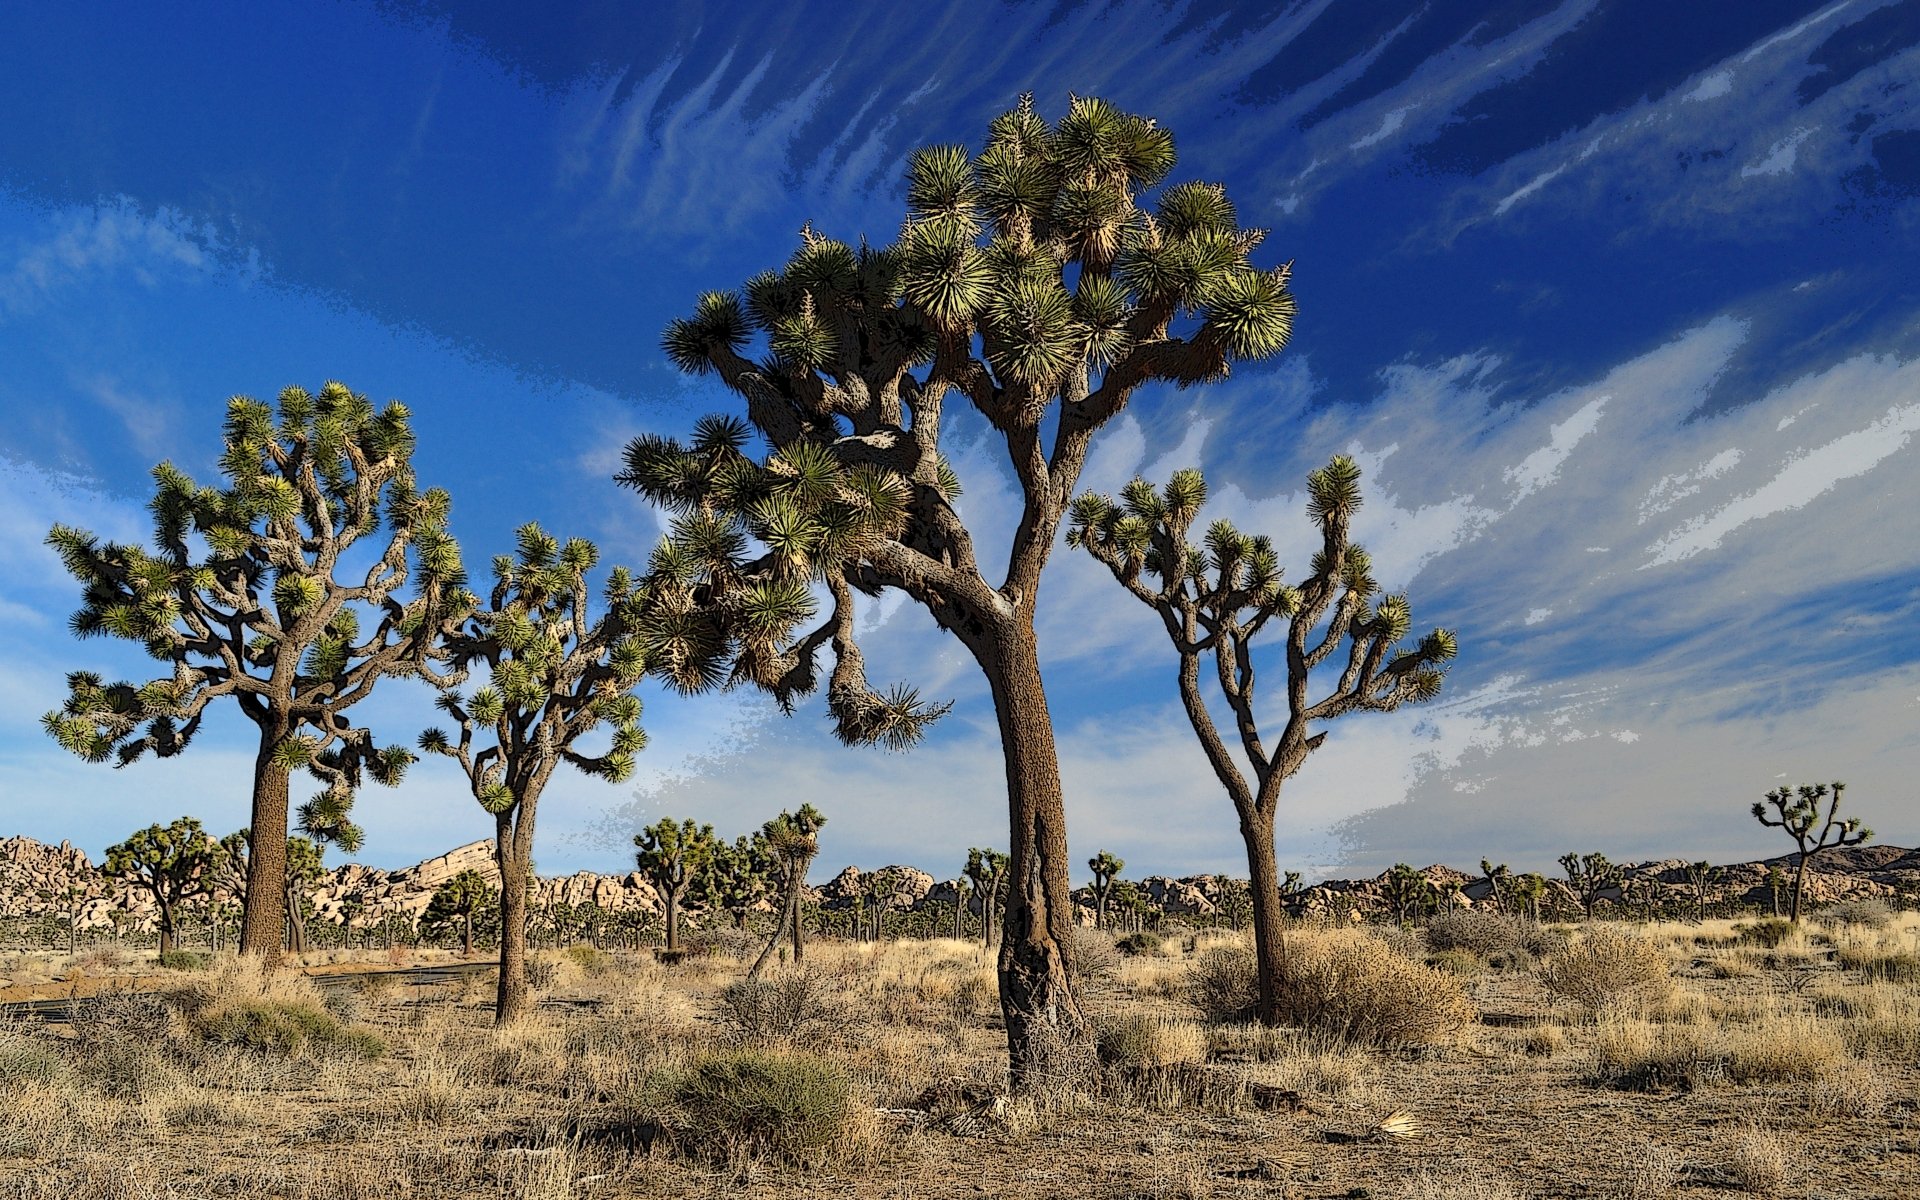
[789,854,813,963]
[664,885,681,952]
[749,859,805,981]
[1790,854,1809,922]
[157,901,176,956]
[495,813,534,1024]
[285,881,308,954]
[240,731,292,962]
[1241,806,1287,1026]
[971,620,1085,1082]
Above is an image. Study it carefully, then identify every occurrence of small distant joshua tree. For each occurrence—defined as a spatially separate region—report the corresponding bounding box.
[1217,878,1251,931]
[41,383,467,960]
[423,869,495,957]
[635,818,717,955]
[1382,864,1429,925]
[283,836,326,954]
[1684,861,1720,923]
[421,522,649,1021]
[1068,455,1455,1024]
[1508,873,1548,922]
[1479,859,1512,914]
[1764,865,1787,919]
[104,817,222,955]
[750,805,827,979]
[700,835,775,931]
[1559,852,1620,921]
[1087,850,1124,929]
[965,848,1011,950]
[1281,870,1303,897]
[1752,781,1873,922]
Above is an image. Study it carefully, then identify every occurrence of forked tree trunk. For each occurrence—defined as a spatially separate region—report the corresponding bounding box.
[496,815,533,1025]
[1790,852,1810,922]
[972,619,1085,1086]
[239,735,292,963]
[789,854,812,963]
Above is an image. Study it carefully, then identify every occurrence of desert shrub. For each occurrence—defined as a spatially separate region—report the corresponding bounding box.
[1271,929,1474,1048]
[1184,945,1259,1023]
[1592,1016,1843,1091]
[564,944,612,974]
[687,926,761,962]
[0,1029,66,1087]
[157,949,212,971]
[1836,945,1920,983]
[1815,897,1893,931]
[719,969,844,1043]
[1425,910,1530,961]
[73,947,131,973]
[1537,926,1672,1015]
[1737,918,1795,949]
[651,1049,855,1165]
[1369,924,1423,960]
[66,992,180,1100]
[195,998,385,1060]
[1114,931,1164,956]
[524,956,559,989]
[1066,926,1119,983]
[1094,1013,1209,1068]
[1727,1130,1792,1195]
[1425,948,1487,976]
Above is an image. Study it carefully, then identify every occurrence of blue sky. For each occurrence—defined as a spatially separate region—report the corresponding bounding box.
[1,1,1916,883]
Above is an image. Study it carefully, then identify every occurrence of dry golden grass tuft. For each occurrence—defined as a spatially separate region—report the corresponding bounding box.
[1094,1013,1208,1068]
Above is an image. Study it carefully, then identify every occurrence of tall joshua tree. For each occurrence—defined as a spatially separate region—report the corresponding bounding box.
[965,847,1011,950]
[1068,456,1455,1025]
[104,817,222,956]
[42,383,465,961]
[635,818,716,955]
[1752,781,1872,922]
[1559,852,1619,921]
[625,95,1297,1080]
[749,805,827,979]
[418,523,648,1023]
[1087,851,1124,929]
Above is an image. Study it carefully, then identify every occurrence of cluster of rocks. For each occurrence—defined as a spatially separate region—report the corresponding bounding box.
[3,833,1915,939]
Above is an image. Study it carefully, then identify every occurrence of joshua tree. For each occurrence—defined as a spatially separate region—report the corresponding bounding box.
[337,894,366,950]
[700,834,776,930]
[34,884,85,955]
[1684,861,1720,923]
[1621,875,1659,922]
[625,95,1298,1080]
[1764,865,1787,919]
[1559,852,1620,921]
[951,876,972,940]
[750,804,827,979]
[1087,851,1124,929]
[419,523,648,1022]
[1752,781,1873,922]
[423,869,495,957]
[283,836,326,954]
[965,848,1011,950]
[1381,864,1431,925]
[1068,457,1455,1025]
[103,817,222,955]
[1479,860,1513,914]
[41,383,467,960]
[1217,878,1251,931]
[1281,870,1303,896]
[634,818,717,955]
[1509,873,1549,922]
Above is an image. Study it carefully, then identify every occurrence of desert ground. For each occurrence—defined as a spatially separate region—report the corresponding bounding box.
[0,911,1915,1200]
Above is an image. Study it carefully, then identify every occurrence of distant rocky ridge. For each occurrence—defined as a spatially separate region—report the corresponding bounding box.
[3,835,1916,938]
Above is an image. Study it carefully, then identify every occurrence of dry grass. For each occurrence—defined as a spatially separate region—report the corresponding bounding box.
[0,919,1912,1198]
